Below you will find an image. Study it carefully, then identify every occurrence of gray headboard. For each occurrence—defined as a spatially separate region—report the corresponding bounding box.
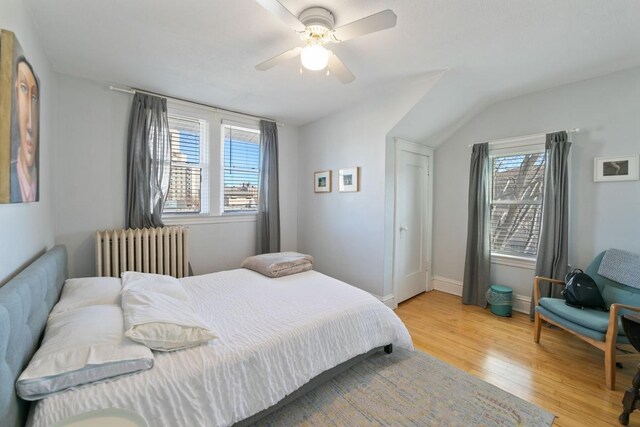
[0,246,67,427]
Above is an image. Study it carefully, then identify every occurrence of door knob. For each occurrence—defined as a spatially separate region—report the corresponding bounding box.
[400,225,408,232]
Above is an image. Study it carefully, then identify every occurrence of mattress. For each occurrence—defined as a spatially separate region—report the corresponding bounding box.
[28,269,413,427]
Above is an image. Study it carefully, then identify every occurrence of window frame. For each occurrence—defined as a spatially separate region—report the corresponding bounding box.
[162,100,260,225]
[488,136,546,269]
[164,110,209,216]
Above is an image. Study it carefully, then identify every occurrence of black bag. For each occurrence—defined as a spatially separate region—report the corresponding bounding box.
[561,269,607,310]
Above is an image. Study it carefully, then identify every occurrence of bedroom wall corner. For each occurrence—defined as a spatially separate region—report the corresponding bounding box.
[297,72,443,298]
[53,74,129,278]
[0,0,57,285]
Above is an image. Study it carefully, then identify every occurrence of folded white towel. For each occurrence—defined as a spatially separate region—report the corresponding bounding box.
[241,252,314,278]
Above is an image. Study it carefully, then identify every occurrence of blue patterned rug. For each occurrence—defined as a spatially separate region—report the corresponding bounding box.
[254,348,555,426]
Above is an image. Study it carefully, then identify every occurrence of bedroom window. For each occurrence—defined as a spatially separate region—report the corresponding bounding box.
[162,100,261,223]
[222,123,260,213]
[490,142,545,261]
[164,113,209,215]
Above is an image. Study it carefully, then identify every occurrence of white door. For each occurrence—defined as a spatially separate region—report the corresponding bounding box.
[394,143,432,304]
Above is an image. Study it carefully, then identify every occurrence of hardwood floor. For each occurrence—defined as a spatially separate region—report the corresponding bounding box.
[395,290,639,427]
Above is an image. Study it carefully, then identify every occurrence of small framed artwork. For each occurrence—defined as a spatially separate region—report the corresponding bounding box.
[314,170,331,193]
[339,167,360,192]
[594,155,639,182]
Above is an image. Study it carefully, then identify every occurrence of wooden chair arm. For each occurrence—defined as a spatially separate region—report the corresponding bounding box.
[610,304,640,314]
[606,304,640,344]
[533,276,566,306]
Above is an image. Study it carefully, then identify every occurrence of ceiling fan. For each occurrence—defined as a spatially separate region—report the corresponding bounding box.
[254,0,397,84]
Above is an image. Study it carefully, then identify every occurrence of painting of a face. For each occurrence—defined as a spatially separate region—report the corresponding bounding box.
[2,29,41,204]
[16,60,39,170]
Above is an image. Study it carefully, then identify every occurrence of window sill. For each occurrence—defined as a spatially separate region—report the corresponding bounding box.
[491,253,536,270]
[163,214,257,226]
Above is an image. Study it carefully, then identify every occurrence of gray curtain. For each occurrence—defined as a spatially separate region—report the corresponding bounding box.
[256,120,280,254]
[126,93,171,229]
[462,143,491,307]
[531,131,571,315]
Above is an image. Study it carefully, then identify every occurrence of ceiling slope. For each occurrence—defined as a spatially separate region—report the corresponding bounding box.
[24,0,640,138]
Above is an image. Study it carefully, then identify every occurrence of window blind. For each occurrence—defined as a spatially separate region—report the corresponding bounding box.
[164,114,207,215]
[490,152,545,257]
[223,124,260,213]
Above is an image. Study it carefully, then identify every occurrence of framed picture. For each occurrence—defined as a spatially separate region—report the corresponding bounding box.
[339,167,360,192]
[314,170,331,193]
[0,29,40,203]
[594,155,639,182]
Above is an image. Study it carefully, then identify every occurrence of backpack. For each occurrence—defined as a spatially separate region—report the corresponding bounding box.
[561,269,607,311]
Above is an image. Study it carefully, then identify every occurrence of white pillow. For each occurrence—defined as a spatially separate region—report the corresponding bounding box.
[17,305,153,400]
[50,277,122,318]
[121,272,216,351]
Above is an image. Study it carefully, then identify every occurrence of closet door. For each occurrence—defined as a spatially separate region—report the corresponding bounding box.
[394,140,433,303]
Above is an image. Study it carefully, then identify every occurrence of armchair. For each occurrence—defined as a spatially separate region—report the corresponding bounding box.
[533,251,640,390]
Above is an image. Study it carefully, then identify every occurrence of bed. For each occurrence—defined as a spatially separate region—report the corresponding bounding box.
[1,246,413,427]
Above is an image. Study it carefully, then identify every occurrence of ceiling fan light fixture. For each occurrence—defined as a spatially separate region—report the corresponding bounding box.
[301,44,329,71]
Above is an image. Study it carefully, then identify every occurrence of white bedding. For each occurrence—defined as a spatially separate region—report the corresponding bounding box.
[29,269,413,427]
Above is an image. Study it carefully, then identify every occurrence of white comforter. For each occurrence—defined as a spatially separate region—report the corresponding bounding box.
[29,269,413,427]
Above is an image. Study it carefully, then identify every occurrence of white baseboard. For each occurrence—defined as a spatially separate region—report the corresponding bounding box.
[432,276,531,315]
[372,293,397,310]
[512,294,532,314]
[432,276,463,296]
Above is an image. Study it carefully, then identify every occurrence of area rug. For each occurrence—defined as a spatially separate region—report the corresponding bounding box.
[253,348,555,426]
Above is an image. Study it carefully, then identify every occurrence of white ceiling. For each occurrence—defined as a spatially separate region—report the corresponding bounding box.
[25,0,640,140]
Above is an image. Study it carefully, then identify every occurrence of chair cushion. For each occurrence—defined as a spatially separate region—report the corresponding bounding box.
[538,297,624,334]
[536,306,629,344]
[602,284,640,311]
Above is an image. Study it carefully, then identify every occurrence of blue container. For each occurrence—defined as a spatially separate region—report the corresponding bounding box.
[487,284,513,317]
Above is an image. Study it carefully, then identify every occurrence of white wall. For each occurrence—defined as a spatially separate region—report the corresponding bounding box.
[54,74,299,278]
[297,73,443,299]
[432,66,640,301]
[0,0,57,284]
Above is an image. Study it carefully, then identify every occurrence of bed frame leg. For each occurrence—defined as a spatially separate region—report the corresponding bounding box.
[384,344,393,354]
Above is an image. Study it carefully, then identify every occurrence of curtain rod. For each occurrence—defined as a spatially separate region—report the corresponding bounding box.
[468,128,580,147]
[109,85,284,127]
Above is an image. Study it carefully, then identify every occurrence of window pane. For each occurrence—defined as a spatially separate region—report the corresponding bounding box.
[492,153,545,202]
[164,166,202,214]
[164,114,206,215]
[169,116,201,164]
[223,125,260,213]
[491,203,542,256]
[491,152,545,257]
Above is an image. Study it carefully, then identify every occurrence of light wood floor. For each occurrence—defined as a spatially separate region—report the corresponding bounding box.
[395,291,640,427]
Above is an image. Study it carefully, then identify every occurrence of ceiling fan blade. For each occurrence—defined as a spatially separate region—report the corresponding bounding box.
[255,47,303,71]
[254,0,306,32]
[332,9,397,42]
[328,52,355,84]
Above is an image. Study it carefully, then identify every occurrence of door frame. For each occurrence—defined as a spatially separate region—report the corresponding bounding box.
[392,138,434,305]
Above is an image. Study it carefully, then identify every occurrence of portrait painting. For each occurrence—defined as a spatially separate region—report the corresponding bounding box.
[0,29,40,203]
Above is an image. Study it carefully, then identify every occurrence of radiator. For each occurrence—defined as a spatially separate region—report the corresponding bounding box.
[95,226,189,278]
